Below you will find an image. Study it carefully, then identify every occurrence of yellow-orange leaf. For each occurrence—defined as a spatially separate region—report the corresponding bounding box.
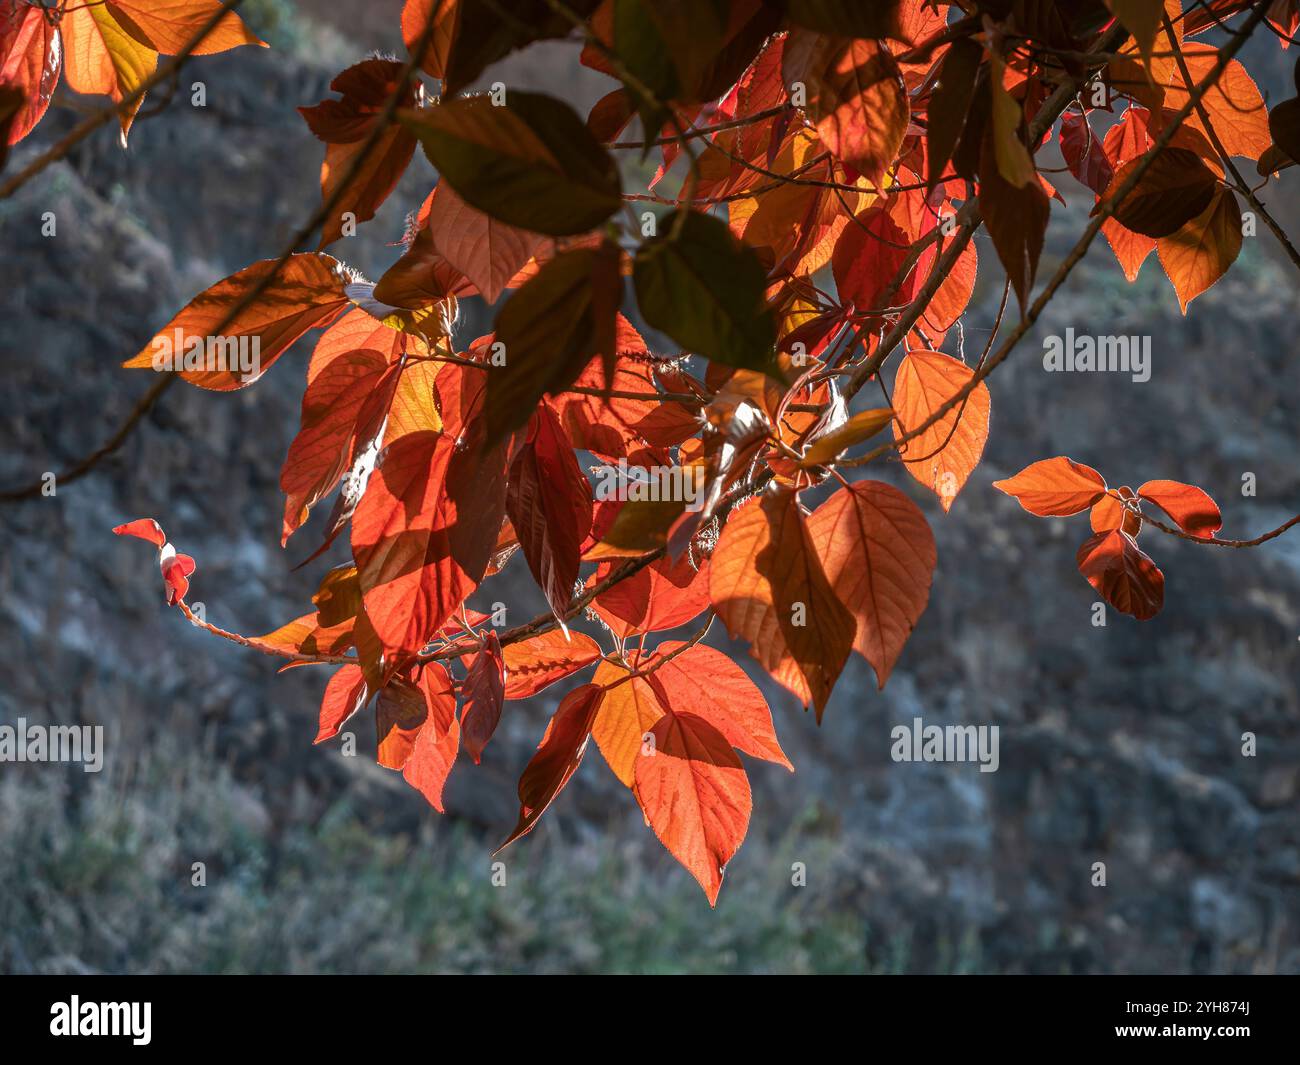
[61,5,156,136]
[1157,187,1243,314]
[800,407,893,467]
[992,456,1108,516]
[892,349,991,511]
[109,1,266,56]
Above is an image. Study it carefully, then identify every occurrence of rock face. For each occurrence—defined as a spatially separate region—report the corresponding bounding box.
[0,11,1297,974]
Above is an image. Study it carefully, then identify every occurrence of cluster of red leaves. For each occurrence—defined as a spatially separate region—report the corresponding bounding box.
[99,0,1290,902]
[994,457,1222,620]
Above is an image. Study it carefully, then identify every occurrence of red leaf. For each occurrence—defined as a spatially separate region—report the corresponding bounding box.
[315,664,370,743]
[113,518,196,605]
[1076,529,1165,620]
[1137,479,1223,538]
[461,630,505,763]
[506,404,593,622]
[498,683,604,850]
[0,2,60,144]
[1059,111,1113,196]
[591,554,711,638]
[402,662,459,811]
[112,517,166,548]
[992,456,1108,516]
[831,207,912,313]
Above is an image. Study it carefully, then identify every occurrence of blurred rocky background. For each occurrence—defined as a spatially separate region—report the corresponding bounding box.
[0,1,1297,974]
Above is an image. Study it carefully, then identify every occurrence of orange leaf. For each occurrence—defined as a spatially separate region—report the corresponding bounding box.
[502,629,603,700]
[376,676,430,770]
[109,0,266,56]
[1100,106,1156,281]
[373,222,475,308]
[645,643,792,771]
[806,481,936,689]
[892,349,991,511]
[401,663,459,811]
[61,5,156,136]
[1111,44,1270,161]
[248,611,355,658]
[709,487,854,718]
[1137,479,1222,537]
[1076,529,1165,620]
[423,181,545,304]
[634,704,751,906]
[498,683,604,850]
[400,0,460,80]
[1089,489,1141,535]
[992,456,1109,516]
[300,60,420,248]
[350,432,471,659]
[1156,187,1243,314]
[123,254,350,390]
[280,348,392,545]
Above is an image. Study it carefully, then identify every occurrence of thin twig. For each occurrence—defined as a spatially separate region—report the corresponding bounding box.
[1,3,442,503]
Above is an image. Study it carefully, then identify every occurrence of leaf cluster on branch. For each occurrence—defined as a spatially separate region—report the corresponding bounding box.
[10,0,1299,902]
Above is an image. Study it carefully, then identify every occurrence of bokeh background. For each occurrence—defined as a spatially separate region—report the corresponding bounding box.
[1,0,1298,974]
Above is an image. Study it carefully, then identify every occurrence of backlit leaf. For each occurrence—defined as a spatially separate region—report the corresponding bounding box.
[992,456,1109,516]
[806,481,936,688]
[892,349,990,511]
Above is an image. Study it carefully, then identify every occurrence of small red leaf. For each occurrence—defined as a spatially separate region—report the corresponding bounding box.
[498,683,604,850]
[1137,479,1222,538]
[462,631,505,763]
[1076,529,1165,620]
[315,664,370,743]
